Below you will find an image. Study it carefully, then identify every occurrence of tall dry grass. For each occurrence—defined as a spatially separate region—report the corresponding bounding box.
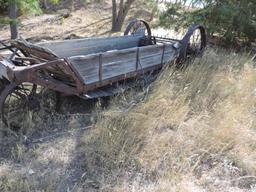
[1,49,256,191]
[82,49,256,191]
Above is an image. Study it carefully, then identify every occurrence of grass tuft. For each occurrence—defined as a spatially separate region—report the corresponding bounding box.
[81,48,256,191]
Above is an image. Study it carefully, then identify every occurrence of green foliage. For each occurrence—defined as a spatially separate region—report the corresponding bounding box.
[0,0,8,12]
[18,0,42,15]
[0,16,10,24]
[0,0,43,16]
[49,0,59,4]
[159,3,182,30]
[159,0,256,44]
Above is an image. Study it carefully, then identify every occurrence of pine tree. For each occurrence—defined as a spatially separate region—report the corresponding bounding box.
[159,0,256,44]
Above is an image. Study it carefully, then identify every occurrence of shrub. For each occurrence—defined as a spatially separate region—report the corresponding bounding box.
[0,0,8,13]
[0,0,42,16]
[159,0,256,45]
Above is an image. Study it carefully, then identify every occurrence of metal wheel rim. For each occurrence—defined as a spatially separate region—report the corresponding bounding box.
[0,83,38,129]
[178,24,207,62]
[188,28,204,55]
[124,19,152,37]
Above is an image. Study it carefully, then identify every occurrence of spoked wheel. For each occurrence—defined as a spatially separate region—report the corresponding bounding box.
[0,83,40,130]
[0,82,60,131]
[178,24,206,62]
[124,19,156,46]
[124,19,152,37]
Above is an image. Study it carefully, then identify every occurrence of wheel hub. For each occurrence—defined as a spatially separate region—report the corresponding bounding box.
[28,96,40,111]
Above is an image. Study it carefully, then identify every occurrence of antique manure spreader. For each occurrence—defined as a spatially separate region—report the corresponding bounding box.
[0,19,206,129]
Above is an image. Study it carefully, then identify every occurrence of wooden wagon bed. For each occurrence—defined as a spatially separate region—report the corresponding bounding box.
[10,32,179,96]
[0,19,206,128]
[41,37,177,85]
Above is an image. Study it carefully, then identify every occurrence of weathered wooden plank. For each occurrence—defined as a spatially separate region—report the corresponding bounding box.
[161,44,166,65]
[84,64,164,90]
[102,60,136,80]
[0,59,10,79]
[69,42,177,85]
[163,52,175,63]
[46,41,140,58]
[99,54,103,81]
[163,45,177,62]
[38,35,139,50]
[139,44,176,65]
[70,46,138,81]
[101,47,137,80]
[69,54,100,84]
[38,35,143,58]
[138,44,166,68]
[12,40,58,61]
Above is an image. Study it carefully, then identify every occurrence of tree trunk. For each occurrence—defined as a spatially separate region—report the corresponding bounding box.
[70,0,74,11]
[111,0,135,32]
[150,0,158,22]
[112,0,118,31]
[9,0,18,39]
[42,0,48,9]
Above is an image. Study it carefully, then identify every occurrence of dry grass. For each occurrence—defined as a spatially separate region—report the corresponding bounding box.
[1,47,256,191]
[81,49,256,191]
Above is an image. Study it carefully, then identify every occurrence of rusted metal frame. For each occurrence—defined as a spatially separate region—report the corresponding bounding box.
[84,63,164,92]
[7,59,78,95]
[7,59,65,83]
[28,55,48,63]
[32,76,77,96]
[154,36,180,42]
[9,49,19,60]
[14,56,41,64]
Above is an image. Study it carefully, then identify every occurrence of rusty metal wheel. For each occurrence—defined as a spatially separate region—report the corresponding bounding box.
[124,19,156,46]
[124,19,152,37]
[0,82,39,130]
[178,24,206,62]
[0,82,61,131]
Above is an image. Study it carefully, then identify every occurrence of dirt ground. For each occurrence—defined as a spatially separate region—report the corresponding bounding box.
[0,0,155,41]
